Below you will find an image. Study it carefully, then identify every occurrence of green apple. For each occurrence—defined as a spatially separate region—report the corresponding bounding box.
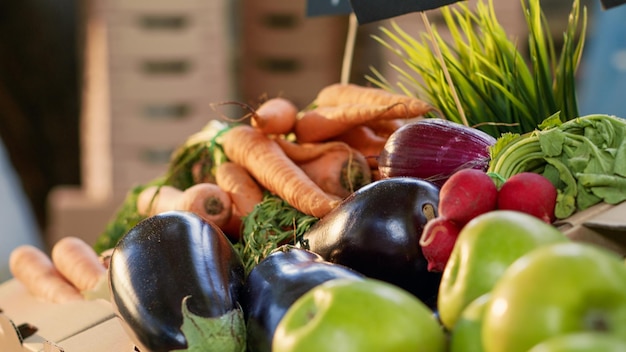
[272,278,446,352]
[438,210,569,330]
[482,242,626,352]
[449,293,491,352]
[527,332,626,352]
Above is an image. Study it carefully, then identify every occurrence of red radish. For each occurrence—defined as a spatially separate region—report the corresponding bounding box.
[438,168,498,226]
[419,217,462,272]
[497,172,557,223]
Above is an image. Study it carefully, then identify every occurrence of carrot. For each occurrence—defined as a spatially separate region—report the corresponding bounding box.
[294,103,426,143]
[220,205,245,243]
[315,83,432,113]
[219,124,341,218]
[136,185,184,216]
[215,161,264,216]
[273,137,353,163]
[51,236,107,292]
[272,137,371,197]
[298,148,372,198]
[332,125,387,169]
[364,118,407,138]
[9,245,84,303]
[137,183,232,227]
[176,183,233,227]
[251,97,299,135]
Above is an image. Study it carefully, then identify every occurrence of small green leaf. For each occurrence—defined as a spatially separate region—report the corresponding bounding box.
[180,296,246,352]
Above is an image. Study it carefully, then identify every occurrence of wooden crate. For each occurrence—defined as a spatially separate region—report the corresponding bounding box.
[238,0,348,106]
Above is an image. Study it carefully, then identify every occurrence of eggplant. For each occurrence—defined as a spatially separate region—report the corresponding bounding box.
[242,245,364,352]
[302,177,442,308]
[108,211,246,352]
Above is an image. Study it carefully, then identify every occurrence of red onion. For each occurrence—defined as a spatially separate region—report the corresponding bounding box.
[378,119,496,187]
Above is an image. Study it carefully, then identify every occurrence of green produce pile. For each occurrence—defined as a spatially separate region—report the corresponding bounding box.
[488,113,626,219]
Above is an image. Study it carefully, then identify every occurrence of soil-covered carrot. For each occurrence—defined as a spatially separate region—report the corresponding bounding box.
[294,103,427,143]
[251,97,298,135]
[298,148,372,198]
[9,245,84,303]
[51,236,107,293]
[219,124,341,218]
[315,83,432,113]
[215,161,264,216]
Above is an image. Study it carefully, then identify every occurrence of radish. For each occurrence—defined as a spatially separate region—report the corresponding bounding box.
[419,217,461,272]
[438,169,498,226]
[497,172,557,223]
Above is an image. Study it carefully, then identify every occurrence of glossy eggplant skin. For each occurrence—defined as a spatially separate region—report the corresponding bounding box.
[109,211,245,352]
[302,177,442,308]
[242,245,364,352]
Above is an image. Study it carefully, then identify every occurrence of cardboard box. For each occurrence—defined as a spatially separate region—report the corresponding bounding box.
[0,280,134,351]
[555,201,626,257]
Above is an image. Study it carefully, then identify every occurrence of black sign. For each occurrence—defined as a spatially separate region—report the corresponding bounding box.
[601,0,626,9]
[306,0,353,17]
[349,0,464,24]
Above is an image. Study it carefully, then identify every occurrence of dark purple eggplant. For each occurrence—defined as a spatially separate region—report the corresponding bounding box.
[108,211,245,352]
[242,245,364,352]
[302,177,442,308]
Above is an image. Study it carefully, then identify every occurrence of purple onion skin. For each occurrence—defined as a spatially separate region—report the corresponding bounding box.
[378,119,497,187]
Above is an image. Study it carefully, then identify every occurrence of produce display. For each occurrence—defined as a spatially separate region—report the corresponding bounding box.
[5,0,626,351]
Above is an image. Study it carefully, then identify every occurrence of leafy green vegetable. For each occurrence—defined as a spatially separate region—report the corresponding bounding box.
[488,114,626,219]
[368,0,587,138]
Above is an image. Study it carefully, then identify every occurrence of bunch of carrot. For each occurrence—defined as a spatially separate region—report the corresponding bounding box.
[295,83,433,177]
[9,237,108,304]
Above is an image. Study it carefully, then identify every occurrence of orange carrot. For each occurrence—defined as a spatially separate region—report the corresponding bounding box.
[51,236,106,292]
[219,124,341,218]
[176,183,233,227]
[333,125,387,168]
[298,148,372,198]
[136,185,184,216]
[9,245,84,303]
[251,97,298,135]
[137,183,232,227]
[364,118,407,138]
[220,205,245,243]
[315,83,432,113]
[215,161,264,216]
[273,137,353,163]
[294,103,427,143]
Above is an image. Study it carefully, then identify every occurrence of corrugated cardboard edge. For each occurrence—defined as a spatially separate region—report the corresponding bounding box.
[555,201,626,257]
